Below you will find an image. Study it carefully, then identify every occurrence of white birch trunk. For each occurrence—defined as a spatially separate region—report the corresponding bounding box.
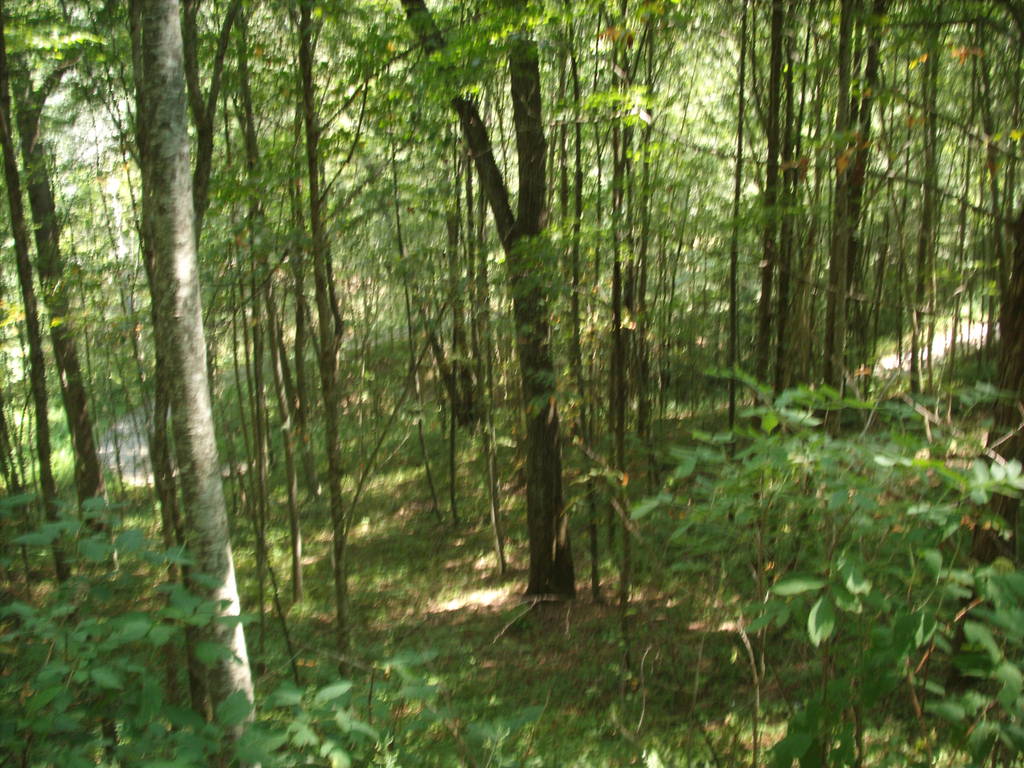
[138,0,255,743]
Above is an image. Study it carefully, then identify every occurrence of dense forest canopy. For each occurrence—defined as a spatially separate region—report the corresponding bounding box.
[1,0,1024,765]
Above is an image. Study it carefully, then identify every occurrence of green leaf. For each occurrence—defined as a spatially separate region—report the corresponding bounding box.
[399,683,438,700]
[313,680,353,705]
[964,620,1002,663]
[833,588,863,614]
[841,564,872,595]
[631,494,670,520]
[14,528,60,547]
[337,711,379,742]
[807,596,836,647]
[914,614,937,648]
[745,611,775,633]
[148,623,175,646]
[289,720,319,747]
[0,491,35,510]
[921,548,943,575]
[268,682,304,707]
[772,576,826,596]
[115,528,146,554]
[995,661,1023,708]
[115,614,153,643]
[924,699,966,722]
[325,746,351,768]
[215,690,252,728]
[234,726,289,765]
[672,454,697,480]
[26,684,63,714]
[761,410,779,433]
[194,641,228,666]
[90,667,123,690]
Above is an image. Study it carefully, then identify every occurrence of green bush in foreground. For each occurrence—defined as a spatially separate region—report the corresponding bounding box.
[638,386,1024,767]
[0,507,540,767]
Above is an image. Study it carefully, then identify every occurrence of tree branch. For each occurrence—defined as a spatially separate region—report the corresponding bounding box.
[399,0,517,248]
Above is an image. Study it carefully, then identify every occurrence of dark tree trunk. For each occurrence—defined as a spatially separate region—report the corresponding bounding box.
[402,0,574,597]
[824,0,856,398]
[755,0,785,384]
[911,46,938,395]
[978,208,1024,562]
[235,7,303,603]
[14,88,106,512]
[774,0,796,393]
[0,2,67,582]
[298,0,351,657]
[181,0,241,237]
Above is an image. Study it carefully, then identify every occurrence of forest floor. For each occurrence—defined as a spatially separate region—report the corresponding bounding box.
[249,453,775,768]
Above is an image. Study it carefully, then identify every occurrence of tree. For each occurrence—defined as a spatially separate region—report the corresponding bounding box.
[13,44,106,514]
[0,0,67,581]
[824,0,856,398]
[401,0,575,597]
[136,0,255,746]
[297,0,351,659]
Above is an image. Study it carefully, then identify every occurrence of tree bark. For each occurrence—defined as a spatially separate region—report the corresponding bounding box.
[911,44,938,395]
[842,0,887,371]
[755,0,785,384]
[0,0,68,582]
[298,0,351,657]
[137,0,255,745]
[181,0,241,237]
[401,0,574,597]
[729,0,749,427]
[14,80,106,513]
[978,208,1024,563]
[824,0,856,400]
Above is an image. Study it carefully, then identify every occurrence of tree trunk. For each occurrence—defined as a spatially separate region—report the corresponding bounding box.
[843,0,887,371]
[14,86,106,513]
[729,0,749,427]
[755,0,785,384]
[138,0,255,745]
[824,0,856,399]
[402,0,574,597]
[0,2,67,582]
[978,208,1024,563]
[911,45,938,395]
[774,0,797,393]
[298,0,351,657]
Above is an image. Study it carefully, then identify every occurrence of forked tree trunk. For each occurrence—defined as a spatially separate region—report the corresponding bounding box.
[402,0,574,597]
[137,0,255,746]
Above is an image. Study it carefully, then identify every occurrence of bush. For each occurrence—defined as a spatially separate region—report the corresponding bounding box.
[636,387,1024,767]
[1,509,535,767]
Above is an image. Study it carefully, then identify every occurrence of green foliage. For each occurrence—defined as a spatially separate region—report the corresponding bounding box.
[1,517,223,766]
[640,387,1024,767]
[1,513,544,767]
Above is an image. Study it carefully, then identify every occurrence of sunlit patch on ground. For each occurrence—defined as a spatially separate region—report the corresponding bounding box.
[686,619,740,632]
[429,585,515,614]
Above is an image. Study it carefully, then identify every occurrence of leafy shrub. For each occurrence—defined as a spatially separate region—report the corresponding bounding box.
[1,509,538,767]
[637,387,1024,767]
